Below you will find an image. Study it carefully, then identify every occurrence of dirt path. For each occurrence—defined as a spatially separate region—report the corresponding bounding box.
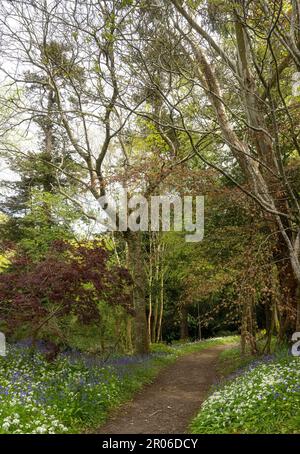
[96,344,232,434]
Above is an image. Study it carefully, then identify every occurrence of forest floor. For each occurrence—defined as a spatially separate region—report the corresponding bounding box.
[95,344,232,434]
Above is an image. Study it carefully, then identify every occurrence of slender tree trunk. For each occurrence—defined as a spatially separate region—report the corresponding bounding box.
[248,301,258,355]
[180,305,189,340]
[156,268,164,342]
[148,289,153,343]
[43,88,56,193]
[114,310,121,352]
[241,299,248,355]
[126,316,133,352]
[147,235,153,343]
[197,303,202,341]
[264,297,276,354]
[152,295,159,343]
[151,239,160,343]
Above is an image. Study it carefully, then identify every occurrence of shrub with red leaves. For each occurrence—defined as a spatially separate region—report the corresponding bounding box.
[0,240,133,347]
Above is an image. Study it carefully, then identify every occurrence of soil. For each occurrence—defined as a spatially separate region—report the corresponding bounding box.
[95,344,232,434]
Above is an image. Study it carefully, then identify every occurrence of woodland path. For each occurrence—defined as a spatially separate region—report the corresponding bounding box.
[95,344,232,434]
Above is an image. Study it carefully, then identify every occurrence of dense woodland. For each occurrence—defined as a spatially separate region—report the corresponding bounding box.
[0,0,300,360]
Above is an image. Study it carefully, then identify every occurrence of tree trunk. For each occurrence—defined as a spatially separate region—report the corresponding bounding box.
[197,303,202,341]
[180,305,189,340]
[156,268,164,342]
[147,234,153,343]
[264,297,276,354]
[151,239,160,343]
[126,316,133,352]
[126,231,149,354]
[152,296,159,343]
[240,299,248,355]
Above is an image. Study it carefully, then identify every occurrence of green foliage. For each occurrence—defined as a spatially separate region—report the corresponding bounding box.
[40,41,85,83]
[65,304,132,355]
[0,253,10,272]
[18,190,80,258]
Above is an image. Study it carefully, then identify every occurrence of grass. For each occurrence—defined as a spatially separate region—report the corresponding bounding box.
[0,336,237,434]
[190,340,300,434]
[216,336,277,378]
